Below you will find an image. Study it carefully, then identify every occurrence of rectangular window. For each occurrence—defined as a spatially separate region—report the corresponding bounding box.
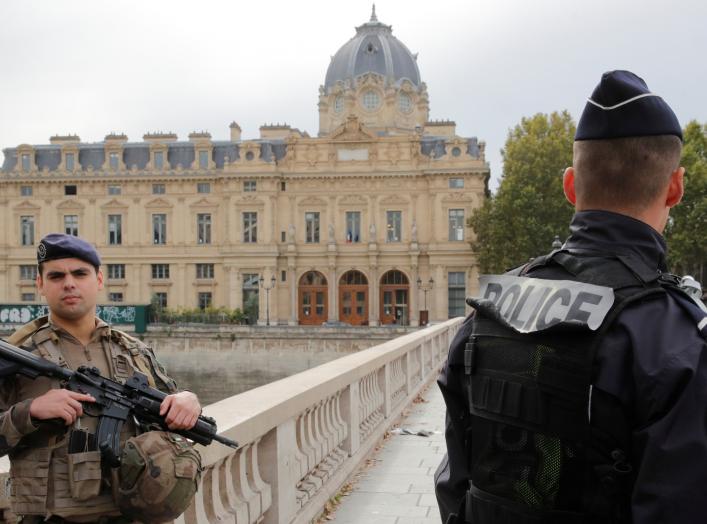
[197,213,211,244]
[154,151,164,170]
[20,216,34,246]
[448,271,466,318]
[152,214,167,244]
[242,273,259,324]
[21,293,35,302]
[64,215,79,236]
[109,152,119,171]
[281,270,287,282]
[107,264,125,279]
[20,265,37,281]
[199,151,209,169]
[153,292,167,309]
[152,183,165,195]
[345,211,361,243]
[65,153,75,171]
[280,181,286,191]
[386,211,402,242]
[198,292,212,311]
[243,180,256,192]
[243,212,257,243]
[64,185,77,196]
[21,154,30,172]
[108,215,122,245]
[305,212,320,243]
[196,263,214,279]
[108,292,124,303]
[108,185,121,195]
[151,264,170,279]
[197,182,210,194]
[281,231,286,243]
[20,185,32,197]
[449,178,464,189]
[448,209,465,241]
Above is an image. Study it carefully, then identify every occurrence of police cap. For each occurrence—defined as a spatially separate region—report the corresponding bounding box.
[575,70,682,141]
[37,233,101,268]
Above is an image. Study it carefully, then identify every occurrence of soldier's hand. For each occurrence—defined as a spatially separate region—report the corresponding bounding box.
[160,391,201,430]
[29,389,96,425]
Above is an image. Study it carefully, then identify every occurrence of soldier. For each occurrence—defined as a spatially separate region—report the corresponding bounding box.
[1,233,202,523]
[435,71,707,522]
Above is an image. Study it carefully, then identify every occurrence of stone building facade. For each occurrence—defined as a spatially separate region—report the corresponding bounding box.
[0,9,488,326]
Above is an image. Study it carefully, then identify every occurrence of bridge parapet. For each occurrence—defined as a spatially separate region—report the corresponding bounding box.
[0,319,462,524]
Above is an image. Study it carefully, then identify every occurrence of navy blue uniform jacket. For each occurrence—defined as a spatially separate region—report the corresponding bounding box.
[435,210,707,523]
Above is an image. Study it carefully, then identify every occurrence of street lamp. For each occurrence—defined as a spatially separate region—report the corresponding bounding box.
[259,275,277,326]
[417,277,434,326]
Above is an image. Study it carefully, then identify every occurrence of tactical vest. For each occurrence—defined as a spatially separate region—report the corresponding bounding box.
[6,317,162,520]
[462,250,671,524]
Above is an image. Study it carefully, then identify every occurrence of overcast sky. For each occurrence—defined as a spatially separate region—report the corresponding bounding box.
[1,0,705,190]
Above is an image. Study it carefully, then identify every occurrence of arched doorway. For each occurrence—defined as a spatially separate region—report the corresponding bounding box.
[380,270,410,325]
[339,270,368,326]
[298,271,328,325]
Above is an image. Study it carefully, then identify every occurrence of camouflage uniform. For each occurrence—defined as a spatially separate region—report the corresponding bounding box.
[0,316,177,523]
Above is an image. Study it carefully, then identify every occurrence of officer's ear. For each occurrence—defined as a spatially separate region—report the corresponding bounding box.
[665,166,684,208]
[563,167,577,206]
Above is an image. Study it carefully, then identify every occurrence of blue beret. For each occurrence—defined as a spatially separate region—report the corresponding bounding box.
[37,234,101,267]
[575,70,682,141]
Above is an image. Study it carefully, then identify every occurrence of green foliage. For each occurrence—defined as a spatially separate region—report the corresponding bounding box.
[665,120,707,282]
[150,304,248,325]
[469,111,576,273]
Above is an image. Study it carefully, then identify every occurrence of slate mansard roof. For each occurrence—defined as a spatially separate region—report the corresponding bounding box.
[0,141,292,173]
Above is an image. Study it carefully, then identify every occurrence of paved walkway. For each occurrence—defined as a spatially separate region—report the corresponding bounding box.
[329,382,446,523]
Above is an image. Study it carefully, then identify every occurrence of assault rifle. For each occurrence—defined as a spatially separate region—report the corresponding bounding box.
[0,338,238,463]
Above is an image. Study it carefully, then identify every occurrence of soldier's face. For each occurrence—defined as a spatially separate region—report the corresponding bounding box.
[37,258,104,323]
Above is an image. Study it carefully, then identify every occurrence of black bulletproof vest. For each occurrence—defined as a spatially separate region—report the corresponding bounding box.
[462,250,667,524]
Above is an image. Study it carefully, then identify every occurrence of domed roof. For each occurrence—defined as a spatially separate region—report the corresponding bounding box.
[324,7,421,90]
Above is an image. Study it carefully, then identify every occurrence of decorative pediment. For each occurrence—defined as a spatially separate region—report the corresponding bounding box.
[234,195,265,206]
[330,116,378,142]
[338,194,368,206]
[145,197,173,209]
[379,194,409,206]
[441,193,475,203]
[13,200,41,212]
[189,197,216,209]
[100,198,127,210]
[297,196,327,207]
[56,199,85,211]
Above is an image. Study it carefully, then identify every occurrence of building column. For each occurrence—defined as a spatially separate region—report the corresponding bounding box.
[289,264,297,326]
[327,264,337,323]
[433,264,445,322]
[176,263,187,307]
[368,264,379,326]
[226,266,242,310]
[409,264,419,327]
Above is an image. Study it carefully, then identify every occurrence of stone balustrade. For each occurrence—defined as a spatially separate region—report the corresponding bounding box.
[0,318,461,523]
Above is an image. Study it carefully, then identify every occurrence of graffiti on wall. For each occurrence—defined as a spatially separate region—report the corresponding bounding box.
[0,305,137,324]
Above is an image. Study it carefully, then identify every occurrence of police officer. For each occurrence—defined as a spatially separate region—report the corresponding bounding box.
[434,71,707,523]
[0,234,202,523]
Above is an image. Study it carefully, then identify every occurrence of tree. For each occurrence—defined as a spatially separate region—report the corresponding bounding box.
[665,121,707,283]
[469,111,576,273]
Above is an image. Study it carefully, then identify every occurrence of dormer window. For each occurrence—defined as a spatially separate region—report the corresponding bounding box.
[198,150,209,169]
[109,152,119,171]
[65,153,75,171]
[154,151,164,170]
[21,154,30,172]
[362,90,380,111]
[398,93,412,114]
[334,96,344,114]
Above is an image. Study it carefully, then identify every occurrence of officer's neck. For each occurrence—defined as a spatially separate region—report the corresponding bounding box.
[48,311,98,347]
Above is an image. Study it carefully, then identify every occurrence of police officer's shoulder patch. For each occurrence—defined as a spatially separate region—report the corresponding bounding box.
[468,274,615,333]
